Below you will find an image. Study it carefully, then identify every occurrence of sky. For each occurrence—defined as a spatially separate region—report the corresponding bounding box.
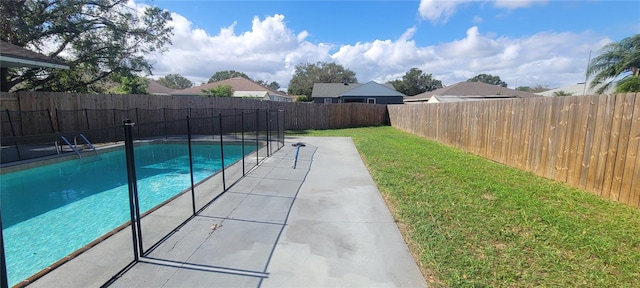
[137,0,640,90]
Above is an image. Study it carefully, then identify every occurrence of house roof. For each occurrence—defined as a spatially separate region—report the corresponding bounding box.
[174,77,287,96]
[430,95,519,103]
[311,83,363,98]
[404,82,541,102]
[536,83,615,96]
[146,79,177,95]
[311,81,403,98]
[341,81,405,97]
[0,40,69,69]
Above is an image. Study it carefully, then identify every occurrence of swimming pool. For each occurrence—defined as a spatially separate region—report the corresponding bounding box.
[0,142,255,286]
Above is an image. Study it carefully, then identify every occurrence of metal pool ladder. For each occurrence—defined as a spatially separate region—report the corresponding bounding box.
[55,133,101,161]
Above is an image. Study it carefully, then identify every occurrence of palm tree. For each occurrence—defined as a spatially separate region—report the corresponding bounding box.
[586,34,640,94]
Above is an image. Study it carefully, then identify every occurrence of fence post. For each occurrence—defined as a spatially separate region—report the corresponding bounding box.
[163,108,168,139]
[187,116,196,215]
[266,110,270,156]
[276,110,282,148]
[1,208,8,288]
[219,114,226,191]
[256,109,259,165]
[123,119,142,260]
[241,111,245,175]
[280,110,285,148]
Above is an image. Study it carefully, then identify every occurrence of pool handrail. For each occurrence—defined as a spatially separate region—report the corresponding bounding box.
[74,133,100,158]
[59,135,82,159]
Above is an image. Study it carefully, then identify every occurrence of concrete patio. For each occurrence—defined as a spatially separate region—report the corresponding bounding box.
[30,136,427,288]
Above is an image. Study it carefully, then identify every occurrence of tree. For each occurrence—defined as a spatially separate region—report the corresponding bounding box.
[587,34,640,94]
[467,74,508,87]
[615,76,640,93]
[516,85,549,93]
[202,85,233,97]
[387,67,443,96]
[116,76,149,94]
[295,95,313,102]
[288,62,357,97]
[208,70,250,83]
[0,0,173,92]
[157,74,193,89]
[552,90,573,96]
[255,80,281,91]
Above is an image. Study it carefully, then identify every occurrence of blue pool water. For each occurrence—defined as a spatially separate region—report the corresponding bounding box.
[0,142,253,286]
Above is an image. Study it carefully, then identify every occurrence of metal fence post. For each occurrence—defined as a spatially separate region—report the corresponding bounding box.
[123,119,143,260]
[187,116,196,215]
[256,109,260,165]
[266,110,270,156]
[241,111,245,175]
[219,114,226,191]
[276,110,281,148]
[163,108,168,139]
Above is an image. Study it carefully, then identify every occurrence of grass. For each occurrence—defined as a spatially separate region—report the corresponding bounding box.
[288,126,640,288]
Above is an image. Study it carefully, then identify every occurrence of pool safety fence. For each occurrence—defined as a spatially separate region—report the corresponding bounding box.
[0,109,285,287]
[0,108,283,164]
[0,108,264,138]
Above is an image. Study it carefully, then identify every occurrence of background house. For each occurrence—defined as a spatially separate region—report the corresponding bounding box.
[536,82,615,96]
[146,79,177,95]
[403,82,542,104]
[311,81,405,104]
[167,77,293,102]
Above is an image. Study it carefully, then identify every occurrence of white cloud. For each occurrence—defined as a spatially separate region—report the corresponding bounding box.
[147,13,321,86]
[494,0,548,9]
[418,0,469,23]
[418,0,548,23]
[147,9,611,91]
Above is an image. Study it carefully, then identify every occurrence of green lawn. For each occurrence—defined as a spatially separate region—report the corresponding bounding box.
[291,126,640,288]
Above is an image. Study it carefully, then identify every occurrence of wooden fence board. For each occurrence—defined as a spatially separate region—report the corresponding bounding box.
[591,95,615,195]
[500,101,511,165]
[579,95,600,190]
[521,99,535,172]
[612,94,637,203]
[486,101,501,159]
[477,103,485,157]
[537,98,552,176]
[625,95,640,207]
[552,97,569,182]
[602,94,626,200]
[530,98,545,174]
[566,97,586,186]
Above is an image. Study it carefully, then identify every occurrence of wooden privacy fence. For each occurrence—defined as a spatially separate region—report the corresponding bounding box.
[389,93,640,208]
[0,91,389,135]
